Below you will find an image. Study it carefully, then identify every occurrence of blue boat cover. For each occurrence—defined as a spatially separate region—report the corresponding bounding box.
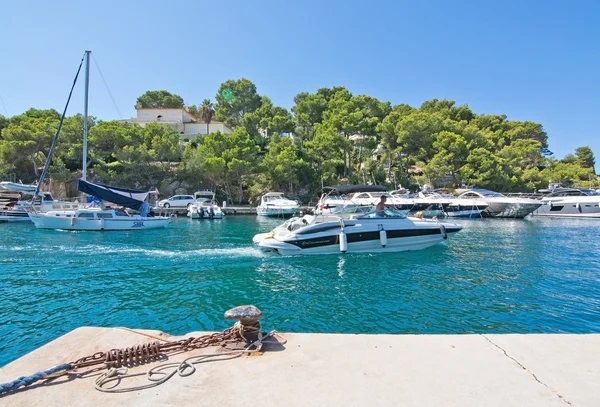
[77,180,148,211]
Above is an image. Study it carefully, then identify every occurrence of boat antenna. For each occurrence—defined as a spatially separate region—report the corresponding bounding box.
[34,52,86,198]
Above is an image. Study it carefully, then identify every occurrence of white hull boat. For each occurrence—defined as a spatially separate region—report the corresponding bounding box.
[256,192,299,217]
[0,183,80,223]
[533,187,600,218]
[188,191,224,219]
[0,210,31,222]
[253,210,462,256]
[457,189,542,218]
[29,209,171,230]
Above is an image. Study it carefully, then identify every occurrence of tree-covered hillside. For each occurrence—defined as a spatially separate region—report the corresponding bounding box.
[0,82,596,203]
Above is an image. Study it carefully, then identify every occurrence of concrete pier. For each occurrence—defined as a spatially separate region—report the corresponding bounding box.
[1,328,598,406]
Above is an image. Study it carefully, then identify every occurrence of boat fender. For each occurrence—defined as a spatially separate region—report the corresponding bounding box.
[339,231,348,253]
[209,207,215,218]
[457,203,461,211]
[100,218,104,231]
[70,216,75,226]
[548,201,553,208]
[379,229,387,247]
[576,202,581,212]
[440,224,447,240]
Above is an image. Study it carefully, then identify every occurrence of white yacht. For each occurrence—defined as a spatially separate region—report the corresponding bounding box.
[315,185,386,216]
[456,189,542,218]
[253,207,463,255]
[188,190,224,219]
[533,187,600,218]
[256,192,300,217]
[412,192,488,218]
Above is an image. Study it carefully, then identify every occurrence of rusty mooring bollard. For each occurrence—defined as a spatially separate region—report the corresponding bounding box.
[224,305,263,342]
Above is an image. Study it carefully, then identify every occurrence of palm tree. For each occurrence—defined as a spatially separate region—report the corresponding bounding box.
[199,99,214,135]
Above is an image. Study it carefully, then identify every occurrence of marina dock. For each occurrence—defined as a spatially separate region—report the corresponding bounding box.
[154,205,315,216]
[2,328,598,406]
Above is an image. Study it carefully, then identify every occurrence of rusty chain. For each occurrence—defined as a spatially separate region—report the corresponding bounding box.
[70,327,240,370]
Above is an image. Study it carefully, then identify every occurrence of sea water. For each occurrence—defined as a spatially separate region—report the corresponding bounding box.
[1,216,599,366]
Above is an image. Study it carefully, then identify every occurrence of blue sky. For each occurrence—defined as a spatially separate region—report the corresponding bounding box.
[1,0,599,163]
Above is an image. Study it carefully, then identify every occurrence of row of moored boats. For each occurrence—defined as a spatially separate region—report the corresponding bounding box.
[2,181,599,256]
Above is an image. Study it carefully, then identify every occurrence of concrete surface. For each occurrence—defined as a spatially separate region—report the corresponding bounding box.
[1,328,598,407]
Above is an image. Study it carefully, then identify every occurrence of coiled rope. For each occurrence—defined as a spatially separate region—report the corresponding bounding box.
[94,330,285,393]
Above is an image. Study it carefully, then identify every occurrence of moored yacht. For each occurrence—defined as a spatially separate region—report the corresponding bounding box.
[533,187,600,218]
[253,207,463,255]
[315,185,376,215]
[456,189,542,218]
[188,190,224,219]
[256,192,300,217]
[0,182,80,222]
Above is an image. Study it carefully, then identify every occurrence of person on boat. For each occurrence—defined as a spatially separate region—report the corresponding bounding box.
[376,196,387,217]
[116,207,128,216]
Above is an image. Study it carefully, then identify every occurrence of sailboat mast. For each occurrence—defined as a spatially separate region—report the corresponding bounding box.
[82,50,91,181]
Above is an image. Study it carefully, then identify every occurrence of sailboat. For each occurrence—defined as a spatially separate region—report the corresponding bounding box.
[28,51,171,231]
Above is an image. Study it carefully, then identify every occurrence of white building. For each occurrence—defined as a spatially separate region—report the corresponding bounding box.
[125,108,232,139]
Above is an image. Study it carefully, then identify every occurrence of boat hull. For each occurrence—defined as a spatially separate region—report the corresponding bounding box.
[482,202,542,218]
[29,213,170,230]
[256,207,298,217]
[445,208,485,218]
[189,210,224,219]
[533,201,600,218]
[0,210,31,222]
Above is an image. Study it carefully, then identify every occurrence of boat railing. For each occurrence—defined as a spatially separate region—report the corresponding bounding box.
[502,192,545,199]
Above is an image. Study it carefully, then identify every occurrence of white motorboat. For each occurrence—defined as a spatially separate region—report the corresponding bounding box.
[188,190,224,219]
[29,208,170,230]
[253,207,463,255]
[412,192,488,218]
[456,189,542,218]
[533,187,600,218]
[256,192,300,217]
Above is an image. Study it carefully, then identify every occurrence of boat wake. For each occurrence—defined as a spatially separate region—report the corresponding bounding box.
[1,244,266,259]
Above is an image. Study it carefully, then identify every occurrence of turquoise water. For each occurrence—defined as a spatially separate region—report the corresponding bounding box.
[2,216,600,366]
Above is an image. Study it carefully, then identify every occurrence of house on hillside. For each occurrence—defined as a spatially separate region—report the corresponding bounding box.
[123,107,232,140]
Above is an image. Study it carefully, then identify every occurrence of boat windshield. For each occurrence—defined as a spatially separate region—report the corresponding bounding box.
[264,194,288,202]
[369,192,390,198]
[356,207,407,219]
[471,189,505,197]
